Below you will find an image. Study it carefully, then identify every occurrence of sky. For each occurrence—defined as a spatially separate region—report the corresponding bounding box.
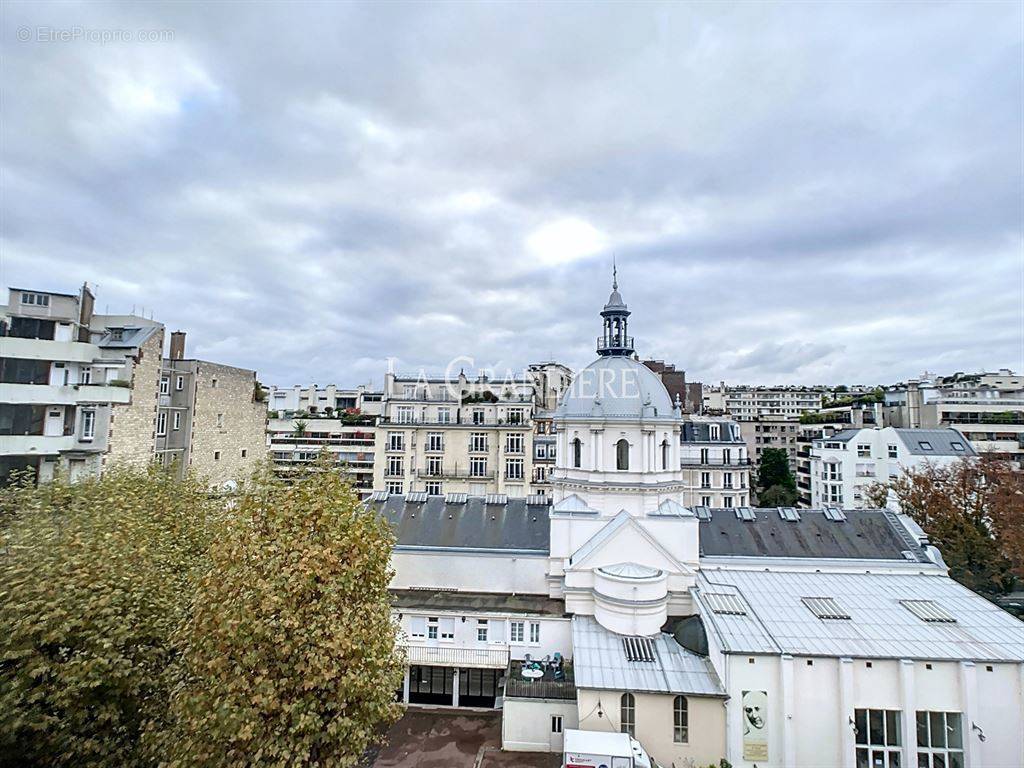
[2,1,1022,389]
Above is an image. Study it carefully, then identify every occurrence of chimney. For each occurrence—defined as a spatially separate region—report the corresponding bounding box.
[170,331,186,360]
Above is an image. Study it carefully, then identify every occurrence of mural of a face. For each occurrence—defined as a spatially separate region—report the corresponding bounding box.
[742,690,768,734]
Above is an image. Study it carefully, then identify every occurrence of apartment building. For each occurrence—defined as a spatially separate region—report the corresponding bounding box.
[642,359,703,414]
[531,409,556,494]
[809,426,974,509]
[267,416,377,492]
[0,285,164,484]
[794,403,880,507]
[154,331,267,486]
[372,364,570,497]
[884,371,1023,462]
[739,415,799,473]
[680,417,751,508]
[703,383,823,421]
[265,382,384,419]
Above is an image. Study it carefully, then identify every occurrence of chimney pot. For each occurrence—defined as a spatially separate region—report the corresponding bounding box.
[170,331,186,360]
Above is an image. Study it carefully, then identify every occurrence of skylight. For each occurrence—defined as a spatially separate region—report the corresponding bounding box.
[918,441,934,451]
[951,441,965,451]
[900,599,956,623]
[802,596,851,620]
[735,507,756,522]
[622,636,656,663]
[704,592,747,616]
[778,507,800,522]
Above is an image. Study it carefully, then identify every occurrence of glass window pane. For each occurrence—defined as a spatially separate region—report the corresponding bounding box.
[886,711,901,746]
[871,750,886,768]
[857,748,869,768]
[917,756,929,768]
[946,713,963,749]
[933,754,946,768]
[870,710,885,746]
[917,711,929,747]
[889,751,901,768]
[856,710,868,745]
[930,712,946,748]
[949,752,964,768]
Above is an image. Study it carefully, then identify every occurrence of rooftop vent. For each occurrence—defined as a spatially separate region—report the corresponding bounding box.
[484,494,508,505]
[778,507,801,522]
[704,592,747,616]
[369,490,389,502]
[823,506,847,522]
[405,491,428,503]
[444,492,468,504]
[622,636,656,663]
[526,494,551,506]
[802,596,851,620]
[900,599,956,623]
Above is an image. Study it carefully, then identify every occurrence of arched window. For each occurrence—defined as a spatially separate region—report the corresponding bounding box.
[661,439,670,470]
[571,438,582,468]
[673,695,688,743]
[620,692,635,737]
[616,439,629,471]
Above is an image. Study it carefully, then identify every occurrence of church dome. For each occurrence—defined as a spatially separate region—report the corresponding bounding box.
[555,356,676,420]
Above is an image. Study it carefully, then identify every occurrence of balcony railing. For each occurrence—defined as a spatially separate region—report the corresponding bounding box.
[681,458,752,467]
[413,467,495,480]
[596,334,634,353]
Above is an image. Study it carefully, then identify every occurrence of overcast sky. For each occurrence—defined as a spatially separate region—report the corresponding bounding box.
[2,1,1022,388]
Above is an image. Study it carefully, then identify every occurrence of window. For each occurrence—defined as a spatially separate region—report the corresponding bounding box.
[427,617,438,640]
[425,481,442,495]
[620,693,635,737]
[395,406,414,424]
[437,407,451,424]
[470,457,488,477]
[216,413,224,428]
[661,440,670,470]
[723,448,731,464]
[80,367,92,385]
[616,439,629,470]
[477,619,488,642]
[426,456,443,476]
[506,458,524,480]
[160,376,169,395]
[508,408,524,424]
[700,471,711,489]
[472,408,485,425]
[214,451,221,460]
[551,715,563,734]
[506,433,524,454]
[701,495,712,507]
[914,710,964,768]
[855,709,902,768]
[156,412,167,436]
[386,481,404,494]
[724,472,733,489]
[386,456,404,477]
[211,377,218,388]
[80,409,96,440]
[950,441,965,452]
[427,432,444,452]
[700,447,709,464]
[241,449,247,458]
[470,433,488,452]
[510,621,524,643]
[723,496,733,508]
[709,424,720,440]
[20,292,50,306]
[439,617,455,641]
[888,444,898,459]
[387,432,404,451]
[529,622,540,643]
[857,443,870,457]
[572,438,582,468]
[173,412,181,430]
[175,375,184,391]
[673,696,688,743]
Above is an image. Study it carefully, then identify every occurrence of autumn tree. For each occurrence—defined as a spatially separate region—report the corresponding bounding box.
[866,457,1024,594]
[162,456,404,767]
[0,466,217,768]
[755,447,798,507]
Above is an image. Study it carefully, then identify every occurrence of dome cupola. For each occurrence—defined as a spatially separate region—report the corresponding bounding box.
[597,264,633,356]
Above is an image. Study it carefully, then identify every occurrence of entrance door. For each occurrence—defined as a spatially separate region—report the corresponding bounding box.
[408,665,454,706]
[458,667,501,708]
[549,714,564,751]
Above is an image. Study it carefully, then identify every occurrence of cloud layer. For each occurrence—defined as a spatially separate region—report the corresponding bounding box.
[3,1,1022,387]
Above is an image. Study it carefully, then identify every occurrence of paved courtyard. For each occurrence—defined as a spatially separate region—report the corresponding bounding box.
[369,709,559,768]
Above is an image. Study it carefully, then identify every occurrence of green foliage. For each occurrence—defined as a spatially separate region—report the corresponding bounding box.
[108,379,131,388]
[756,448,796,494]
[758,483,799,507]
[161,455,404,767]
[0,466,217,768]
[293,419,308,437]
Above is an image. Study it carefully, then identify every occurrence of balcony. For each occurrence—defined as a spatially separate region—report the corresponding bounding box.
[0,434,86,455]
[0,383,131,406]
[681,458,751,467]
[414,466,495,480]
[504,659,576,701]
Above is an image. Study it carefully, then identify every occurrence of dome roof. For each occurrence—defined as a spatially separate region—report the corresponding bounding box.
[598,562,663,579]
[555,356,676,420]
[603,288,627,311]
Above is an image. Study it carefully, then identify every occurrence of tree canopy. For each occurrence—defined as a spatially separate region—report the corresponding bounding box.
[865,457,1024,594]
[755,448,797,506]
[0,458,403,768]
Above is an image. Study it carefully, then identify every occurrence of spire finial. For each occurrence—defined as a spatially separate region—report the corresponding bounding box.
[612,256,618,290]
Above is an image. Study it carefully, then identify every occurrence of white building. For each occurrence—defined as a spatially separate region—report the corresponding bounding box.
[680,416,752,508]
[265,382,383,419]
[366,276,1024,768]
[704,383,824,421]
[810,427,976,509]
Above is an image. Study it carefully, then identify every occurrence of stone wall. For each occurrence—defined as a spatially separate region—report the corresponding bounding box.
[189,361,267,486]
[105,327,163,470]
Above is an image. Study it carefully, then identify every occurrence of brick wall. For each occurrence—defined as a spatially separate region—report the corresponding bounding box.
[189,361,267,486]
[105,327,164,469]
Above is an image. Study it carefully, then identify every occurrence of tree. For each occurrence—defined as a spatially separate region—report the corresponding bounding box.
[293,419,308,437]
[758,484,799,507]
[0,466,216,768]
[755,448,796,507]
[162,455,404,767]
[866,457,1024,594]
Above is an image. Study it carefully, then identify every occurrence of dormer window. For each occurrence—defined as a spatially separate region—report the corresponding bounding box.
[709,424,720,440]
[20,292,50,307]
[109,328,124,341]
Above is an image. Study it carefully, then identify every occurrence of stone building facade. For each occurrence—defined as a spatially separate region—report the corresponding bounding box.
[105,326,164,471]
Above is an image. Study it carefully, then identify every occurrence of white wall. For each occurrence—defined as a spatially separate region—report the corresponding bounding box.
[502,698,579,752]
[391,550,549,594]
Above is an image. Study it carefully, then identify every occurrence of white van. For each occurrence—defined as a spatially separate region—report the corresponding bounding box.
[562,729,660,768]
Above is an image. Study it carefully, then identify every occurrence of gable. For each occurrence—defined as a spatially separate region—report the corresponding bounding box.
[569,511,691,575]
